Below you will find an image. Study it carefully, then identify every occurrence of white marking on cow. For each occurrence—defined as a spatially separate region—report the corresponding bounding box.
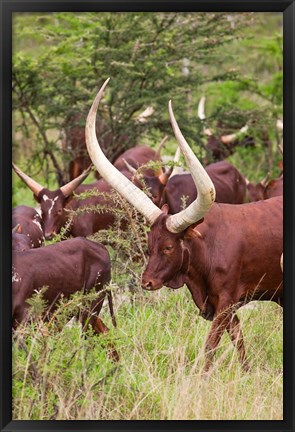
[32,216,43,232]
[34,206,42,216]
[12,266,21,283]
[43,194,50,202]
[95,271,101,285]
[48,196,59,215]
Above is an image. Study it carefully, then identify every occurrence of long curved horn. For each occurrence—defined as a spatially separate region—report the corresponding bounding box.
[156,135,169,157]
[166,101,216,233]
[136,106,155,123]
[260,173,270,187]
[221,125,249,145]
[170,146,182,177]
[12,163,44,196]
[122,159,137,175]
[156,145,182,184]
[276,119,283,131]
[60,164,92,197]
[85,78,162,225]
[12,224,21,234]
[198,96,212,137]
[198,96,206,121]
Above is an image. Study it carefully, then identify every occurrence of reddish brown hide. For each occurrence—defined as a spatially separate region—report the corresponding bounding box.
[142,197,283,371]
[12,237,118,360]
[13,161,168,239]
[247,174,283,202]
[85,79,283,372]
[163,161,247,214]
[12,206,44,248]
[12,229,32,252]
[206,133,255,162]
[114,145,162,177]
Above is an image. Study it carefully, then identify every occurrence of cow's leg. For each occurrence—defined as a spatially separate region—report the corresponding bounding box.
[12,304,28,329]
[226,313,250,372]
[81,295,119,362]
[90,316,120,362]
[203,308,231,372]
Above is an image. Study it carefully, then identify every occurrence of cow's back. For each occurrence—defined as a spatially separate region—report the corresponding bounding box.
[13,238,111,311]
[165,161,246,213]
[12,205,44,248]
[199,197,283,303]
[206,161,246,204]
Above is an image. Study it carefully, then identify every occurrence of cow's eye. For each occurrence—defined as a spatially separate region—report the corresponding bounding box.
[163,245,173,253]
[57,209,62,215]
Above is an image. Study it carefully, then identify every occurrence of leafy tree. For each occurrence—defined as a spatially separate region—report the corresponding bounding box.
[12,12,282,186]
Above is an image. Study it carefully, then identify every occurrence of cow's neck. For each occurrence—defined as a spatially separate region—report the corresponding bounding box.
[184,236,214,319]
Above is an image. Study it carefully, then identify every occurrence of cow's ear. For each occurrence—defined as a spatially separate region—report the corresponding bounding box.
[12,224,22,234]
[161,203,169,214]
[16,224,23,234]
[64,195,73,205]
[184,218,204,239]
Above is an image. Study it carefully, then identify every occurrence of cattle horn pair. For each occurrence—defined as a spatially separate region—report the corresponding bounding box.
[12,163,92,197]
[85,79,215,233]
[198,95,249,143]
[220,124,249,145]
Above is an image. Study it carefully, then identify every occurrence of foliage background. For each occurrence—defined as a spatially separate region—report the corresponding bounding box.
[12,12,283,196]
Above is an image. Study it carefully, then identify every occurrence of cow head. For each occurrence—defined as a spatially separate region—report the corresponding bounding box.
[198,95,250,162]
[12,163,92,239]
[264,175,283,199]
[245,174,269,202]
[85,78,216,291]
[123,158,172,207]
[141,207,201,290]
[122,144,181,208]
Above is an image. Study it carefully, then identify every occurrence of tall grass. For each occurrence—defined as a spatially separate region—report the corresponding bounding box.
[12,287,283,420]
[12,174,283,421]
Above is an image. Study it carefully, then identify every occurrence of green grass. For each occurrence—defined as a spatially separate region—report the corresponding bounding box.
[12,287,283,420]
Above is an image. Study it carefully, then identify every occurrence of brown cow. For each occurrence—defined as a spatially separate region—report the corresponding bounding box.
[13,164,132,238]
[12,205,45,248]
[12,237,118,360]
[246,173,283,202]
[198,96,253,162]
[13,141,170,238]
[12,164,93,239]
[12,224,32,252]
[113,135,168,177]
[163,161,247,214]
[85,79,283,372]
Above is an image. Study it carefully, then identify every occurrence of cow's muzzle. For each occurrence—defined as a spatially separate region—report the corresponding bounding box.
[45,231,55,240]
[141,278,163,291]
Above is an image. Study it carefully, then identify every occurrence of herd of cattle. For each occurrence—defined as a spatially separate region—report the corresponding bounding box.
[12,78,283,372]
